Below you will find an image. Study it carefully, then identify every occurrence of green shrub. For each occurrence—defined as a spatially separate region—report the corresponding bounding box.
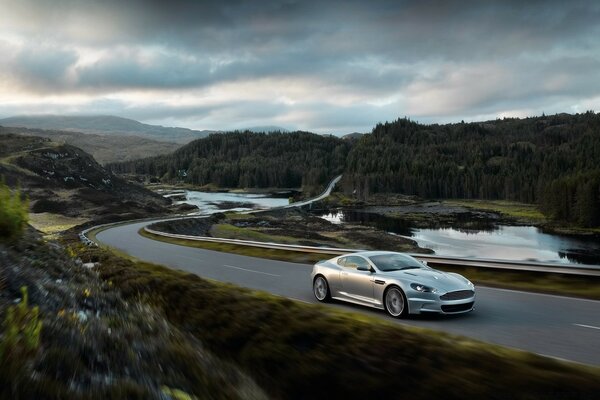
[0,286,43,360]
[0,286,43,396]
[0,180,29,242]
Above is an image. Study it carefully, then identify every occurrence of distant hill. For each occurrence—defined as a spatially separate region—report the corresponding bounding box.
[0,115,217,144]
[0,126,180,164]
[342,132,365,140]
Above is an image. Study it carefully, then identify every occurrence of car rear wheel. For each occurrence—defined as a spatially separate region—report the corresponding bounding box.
[385,287,407,317]
[313,276,330,302]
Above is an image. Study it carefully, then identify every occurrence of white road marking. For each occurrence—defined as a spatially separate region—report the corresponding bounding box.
[223,264,280,277]
[574,323,600,330]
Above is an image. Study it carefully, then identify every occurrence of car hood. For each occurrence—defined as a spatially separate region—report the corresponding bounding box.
[382,268,471,292]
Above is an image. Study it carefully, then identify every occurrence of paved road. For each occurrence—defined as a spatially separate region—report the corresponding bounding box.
[97,220,600,366]
[284,175,342,208]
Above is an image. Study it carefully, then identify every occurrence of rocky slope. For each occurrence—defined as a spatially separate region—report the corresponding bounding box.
[0,227,266,399]
[0,133,170,221]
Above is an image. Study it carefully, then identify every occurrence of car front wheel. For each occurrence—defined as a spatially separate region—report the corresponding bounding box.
[385,287,407,317]
[313,276,330,302]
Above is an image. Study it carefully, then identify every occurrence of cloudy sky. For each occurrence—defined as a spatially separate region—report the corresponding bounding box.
[1,0,599,134]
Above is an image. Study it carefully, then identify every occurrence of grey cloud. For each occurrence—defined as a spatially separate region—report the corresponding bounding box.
[77,51,213,89]
[74,45,414,95]
[410,56,600,118]
[1,0,600,132]
[131,101,289,125]
[1,43,78,92]
[6,1,600,59]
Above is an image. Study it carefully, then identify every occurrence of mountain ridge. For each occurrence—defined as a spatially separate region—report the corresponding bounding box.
[0,115,217,144]
[0,125,180,164]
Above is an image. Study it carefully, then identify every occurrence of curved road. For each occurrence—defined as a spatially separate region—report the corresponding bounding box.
[284,175,342,208]
[97,220,600,366]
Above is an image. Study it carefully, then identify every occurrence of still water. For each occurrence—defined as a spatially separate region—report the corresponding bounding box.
[168,190,290,214]
[321,210,600,265]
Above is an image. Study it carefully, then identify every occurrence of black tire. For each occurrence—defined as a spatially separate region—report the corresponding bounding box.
[313,275,331,302]
[384,286,408,318]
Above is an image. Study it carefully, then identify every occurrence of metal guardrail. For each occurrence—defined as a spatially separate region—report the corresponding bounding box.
[80,224,110,246]
[79,214,193,247]
[414,254,600,277]
[144,226,360,254]
[143,226,600,277]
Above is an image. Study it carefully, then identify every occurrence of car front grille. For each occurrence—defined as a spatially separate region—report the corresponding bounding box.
[440,290,474,301]
[441,302,474,313]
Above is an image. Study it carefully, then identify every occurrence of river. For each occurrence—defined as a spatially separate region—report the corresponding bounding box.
[165,190,290,214]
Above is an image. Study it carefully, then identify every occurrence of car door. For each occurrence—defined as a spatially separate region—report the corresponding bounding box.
[341,256,375,303]
[327,256,348,294]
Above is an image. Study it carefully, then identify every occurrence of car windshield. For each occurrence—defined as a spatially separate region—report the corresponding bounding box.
[368,254,425,272]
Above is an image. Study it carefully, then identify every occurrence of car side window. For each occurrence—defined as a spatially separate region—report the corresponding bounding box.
[337,257,347,267]
[345,256,371,271]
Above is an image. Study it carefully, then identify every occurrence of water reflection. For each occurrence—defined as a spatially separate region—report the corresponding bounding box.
[558,250,600,265]
[320,210,600,265]
[321,210,414,235]
[171,191,290,215]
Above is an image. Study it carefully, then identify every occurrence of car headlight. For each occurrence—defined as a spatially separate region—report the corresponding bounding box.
[410,283,438,293]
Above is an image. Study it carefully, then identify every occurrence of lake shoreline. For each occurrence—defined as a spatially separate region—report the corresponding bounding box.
[313,204,600,265]
[317,192,600,238]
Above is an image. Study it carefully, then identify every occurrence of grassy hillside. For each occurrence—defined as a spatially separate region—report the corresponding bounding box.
[0,133,170,222]
[76,244,600,400]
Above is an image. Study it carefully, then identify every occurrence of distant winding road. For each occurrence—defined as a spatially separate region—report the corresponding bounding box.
[97,219,600,366]
[284,174,342,208]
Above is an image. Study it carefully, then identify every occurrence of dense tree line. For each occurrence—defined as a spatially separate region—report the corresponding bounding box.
[539,172,600,227]
[343,112,600,227]
[110,113,600,227]
[109,131,350,193]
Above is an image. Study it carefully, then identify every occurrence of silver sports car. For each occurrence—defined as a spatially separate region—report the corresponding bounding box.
[311,251,475,317]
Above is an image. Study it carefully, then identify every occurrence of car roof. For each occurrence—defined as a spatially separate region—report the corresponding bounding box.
[339,251,408,258]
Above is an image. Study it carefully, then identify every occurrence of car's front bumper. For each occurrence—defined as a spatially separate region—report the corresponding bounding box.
[407,292,475,315]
